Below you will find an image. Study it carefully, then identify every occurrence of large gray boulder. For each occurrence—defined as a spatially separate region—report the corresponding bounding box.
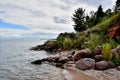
[76,58,95,70]
[93,46,102,55]
[73,49,92,61]
[95,61,116,70]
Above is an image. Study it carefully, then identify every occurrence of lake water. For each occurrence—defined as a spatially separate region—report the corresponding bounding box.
[0,40,64,80]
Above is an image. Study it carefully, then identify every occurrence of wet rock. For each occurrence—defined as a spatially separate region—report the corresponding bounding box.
[73,49,92,61]
[116,66,120,71]
[30,45,44,51]
[55,63,63,67]
[58,56,69,63]
[93,46,102,55]
[94,55,103,62]
[68,55,73,61]
[76,58,95,70]
[31,60,42,64]
[69,50,76,55]
[41,56,61,63]
[30,41,56,51]
[43,42,55,51]
[95,61,114,70]
[112,48,120,58]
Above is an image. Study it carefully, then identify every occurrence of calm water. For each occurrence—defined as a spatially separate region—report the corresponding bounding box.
[0,40,64,80]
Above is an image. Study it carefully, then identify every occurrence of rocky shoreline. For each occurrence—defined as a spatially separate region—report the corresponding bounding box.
[30,43,120,80]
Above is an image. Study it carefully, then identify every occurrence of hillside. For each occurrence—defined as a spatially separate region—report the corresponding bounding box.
[30,12,120,65]
[55,12,120,51]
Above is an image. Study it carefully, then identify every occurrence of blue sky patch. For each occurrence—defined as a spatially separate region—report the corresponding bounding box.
[0,20,29,30]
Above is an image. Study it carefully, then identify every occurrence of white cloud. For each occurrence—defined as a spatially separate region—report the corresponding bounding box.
[0,0,115,39]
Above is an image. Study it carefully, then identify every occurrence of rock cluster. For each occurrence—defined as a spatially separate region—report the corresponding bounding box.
[30,41,56,51]
[31,46,120,71]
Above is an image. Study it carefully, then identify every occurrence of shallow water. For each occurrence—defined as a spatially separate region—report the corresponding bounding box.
[0,40,64,80]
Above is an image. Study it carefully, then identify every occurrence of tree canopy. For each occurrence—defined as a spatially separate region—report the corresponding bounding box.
[72,8,86,32]
[115,0,120,11]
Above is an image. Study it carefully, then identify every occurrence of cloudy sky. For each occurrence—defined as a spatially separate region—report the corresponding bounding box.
[0,0,116,39]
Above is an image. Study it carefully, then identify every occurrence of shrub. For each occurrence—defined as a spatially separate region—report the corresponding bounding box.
[63,38,73,50]
[101,43,112,61]
[85,33,104,52]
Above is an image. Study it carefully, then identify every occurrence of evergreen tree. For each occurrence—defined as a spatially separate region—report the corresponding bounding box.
[72,8,86,32]
[115,0,120,11]
[94,5,105,25]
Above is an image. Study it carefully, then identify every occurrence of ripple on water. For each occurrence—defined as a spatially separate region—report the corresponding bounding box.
[0,40,64,80]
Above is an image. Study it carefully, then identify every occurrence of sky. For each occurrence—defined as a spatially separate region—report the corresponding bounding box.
[0,0,116,39]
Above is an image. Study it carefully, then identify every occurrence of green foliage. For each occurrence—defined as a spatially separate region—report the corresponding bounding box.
[102,43,112,61]
[85,33,104,52]
[93,12,120,32]
[94,5,105,25]
[63,38,73,50]
[96,5,105,18]
[111,58,120,66]
[72,8,86,32]
[73,35,87,49]
[115,0,120,11]
[54,41,63,49]
[57,32,76,40]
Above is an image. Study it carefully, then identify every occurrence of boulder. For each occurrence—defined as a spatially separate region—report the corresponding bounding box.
[94,55,103,62]
[95,61,115,70]
[55,63,63,68]
[30,44,45,51]
[93,46,102,55]
[41,57,56,62]
[43,42,55,51]
[73,49,92,61]
[31,60,42,64]
[116,66,120,71]
[58,56,69,63]
[76,58,95,70]
[112,48,120,58]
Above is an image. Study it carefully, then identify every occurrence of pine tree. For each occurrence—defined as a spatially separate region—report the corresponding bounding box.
[72,8,86,32]
[94,5,105,25]
[115,0,120,11]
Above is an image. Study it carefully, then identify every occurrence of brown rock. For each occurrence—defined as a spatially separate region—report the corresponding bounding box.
[94,55,103,62]
[44,42,55,51]
[95,61,112,70]
[116,66,120,71]
[112,48,120,58]
[73,49,92,61]
[31,60,42,64]
[55,63,63,67]
[76,58,95,70]
[93,46,102,55]
[58,56,69,63]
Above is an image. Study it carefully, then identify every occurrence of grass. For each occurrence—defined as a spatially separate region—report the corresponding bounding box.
[101,43,112,61]
[42,12,120,65]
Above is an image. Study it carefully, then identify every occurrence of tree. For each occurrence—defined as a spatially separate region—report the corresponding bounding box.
[96,5,104,18]
[72,8,86,32]
[105,9,112,15]
[94,5,105,25]
[115,0,120,11]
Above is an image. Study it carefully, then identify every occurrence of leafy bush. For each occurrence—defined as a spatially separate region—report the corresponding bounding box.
[102,43,112,61]
[63,38,73,50]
